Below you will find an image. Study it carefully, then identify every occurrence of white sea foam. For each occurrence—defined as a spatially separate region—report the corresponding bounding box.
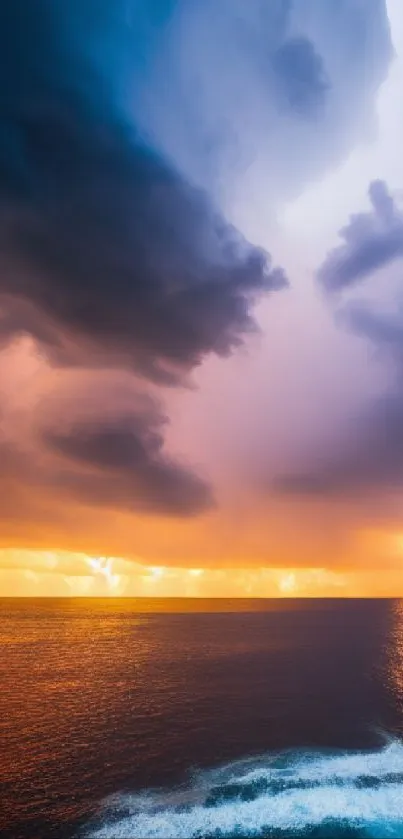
[88,740,403,838]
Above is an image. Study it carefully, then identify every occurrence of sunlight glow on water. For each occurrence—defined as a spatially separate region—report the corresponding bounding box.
[89,741,403,838]
[2,599,403,838]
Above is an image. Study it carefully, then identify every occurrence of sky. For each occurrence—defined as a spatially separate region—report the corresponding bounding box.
[1,0,403,597]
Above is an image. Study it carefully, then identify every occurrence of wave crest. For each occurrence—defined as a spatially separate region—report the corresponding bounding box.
[88,740,403,838]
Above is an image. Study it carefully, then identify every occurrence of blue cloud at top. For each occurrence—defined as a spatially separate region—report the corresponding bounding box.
[129,0,393,202]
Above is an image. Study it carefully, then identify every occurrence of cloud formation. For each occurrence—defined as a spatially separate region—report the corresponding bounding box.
[271,35,329,118]
[0,364,213,518]
[0,0,396,561]
[318,180,403,291]
[275,178,403,503]
[0,0,289,526]
[42,402,214,517]
[0,1,288,384]
[274,393,403,499]
[0,0,393,376]
[139,0,392,203]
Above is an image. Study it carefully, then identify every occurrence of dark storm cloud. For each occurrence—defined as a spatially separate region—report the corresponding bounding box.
[0,0,287,384]
[42,410,214,517]
[0,1,393,376]
[318,181,403,292]
[0,0,244,519]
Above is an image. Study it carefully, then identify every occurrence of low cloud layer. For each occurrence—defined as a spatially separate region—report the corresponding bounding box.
[0,365,213,519]
[43,402,214,517]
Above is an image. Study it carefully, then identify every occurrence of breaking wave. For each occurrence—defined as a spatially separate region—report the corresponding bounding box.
[87,739,403,838]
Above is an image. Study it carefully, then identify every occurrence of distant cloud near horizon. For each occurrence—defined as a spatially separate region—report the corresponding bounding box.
[42,403,215,517]
[0,370,215,519]
[273,393,403,500]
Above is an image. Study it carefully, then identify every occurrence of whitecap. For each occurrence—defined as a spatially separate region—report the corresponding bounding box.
[87,740,403,838]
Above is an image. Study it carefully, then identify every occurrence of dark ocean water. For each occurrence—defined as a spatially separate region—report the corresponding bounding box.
[1,598,403,839]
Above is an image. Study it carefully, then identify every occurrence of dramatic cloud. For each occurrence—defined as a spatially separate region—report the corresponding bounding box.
[0,0,392,378]
[0,0,288,384]
[318,180,403,291]
[0,0,289,526]
[0,0,397,575]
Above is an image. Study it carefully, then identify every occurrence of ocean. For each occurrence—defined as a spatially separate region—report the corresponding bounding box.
[1,598,403,838]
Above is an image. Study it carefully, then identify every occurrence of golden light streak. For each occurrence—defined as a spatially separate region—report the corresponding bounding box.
[1,546,403,597]
[0,549,350,596]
